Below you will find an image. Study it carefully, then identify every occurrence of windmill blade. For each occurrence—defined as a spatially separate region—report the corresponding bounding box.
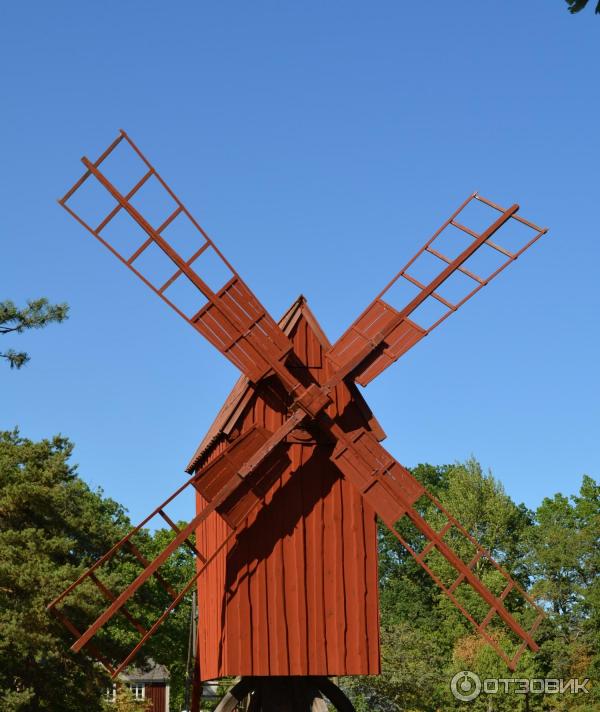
[326,193,548,386]
[179,376,546,672]
[59,130,298,389]
[327,421,544,671]
[47,427,291,678]
[48,384,543,674]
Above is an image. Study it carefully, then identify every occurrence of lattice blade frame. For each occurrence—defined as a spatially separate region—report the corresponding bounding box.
[59,130,296,388]
[47,433,290,678]
[329,427,545,670]
[327,193,548,386]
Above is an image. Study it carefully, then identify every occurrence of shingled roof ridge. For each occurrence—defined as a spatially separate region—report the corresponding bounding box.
[185,295,307,473]
[184,295,385,474]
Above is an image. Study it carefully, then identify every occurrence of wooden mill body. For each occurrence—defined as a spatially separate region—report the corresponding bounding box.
[187,298,382,679]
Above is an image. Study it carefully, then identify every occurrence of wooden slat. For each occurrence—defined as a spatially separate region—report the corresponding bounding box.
[89,573,148,636]
[451,219,479,238]
[96,169,153,233]
[402,272,456,311]
[157,509,207,562]
[426,246,485,284]
[158,242,210,294]
[124,541,179,600]
[486,239,514,258]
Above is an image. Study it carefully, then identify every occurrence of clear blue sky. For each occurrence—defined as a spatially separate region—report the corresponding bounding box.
[1,2,598,525]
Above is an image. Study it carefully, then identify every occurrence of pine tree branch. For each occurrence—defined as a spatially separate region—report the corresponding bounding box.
[0,350,30,369]
[1,298,68,369]
[0,299,69,333]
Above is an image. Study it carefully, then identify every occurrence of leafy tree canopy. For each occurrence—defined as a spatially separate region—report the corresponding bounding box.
[0,299,68,369]
[346,460,599,711]
[0,430,194,712]
[1,429,597,711]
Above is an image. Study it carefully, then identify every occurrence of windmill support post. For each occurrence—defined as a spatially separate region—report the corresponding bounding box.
[214,677,356,712]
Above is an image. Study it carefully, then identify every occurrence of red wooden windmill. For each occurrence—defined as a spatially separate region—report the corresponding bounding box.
[49,130,547,711]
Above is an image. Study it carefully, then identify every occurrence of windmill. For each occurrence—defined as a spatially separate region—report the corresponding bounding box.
[48,130,547,712]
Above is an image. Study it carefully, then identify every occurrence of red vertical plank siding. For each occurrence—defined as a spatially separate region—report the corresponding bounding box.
[282,454,299,674]
[344,476,367,672]
[196,473,229,680]
[323,475,342,671]
[145,684,166,712]
[291,445,309,674]
[263,476,284,674]
[251,537,269,674]
[194,304,380,679]
[365,505,381,674]
[305,457,327,675]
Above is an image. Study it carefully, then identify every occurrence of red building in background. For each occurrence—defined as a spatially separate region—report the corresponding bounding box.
[107,662,170,711]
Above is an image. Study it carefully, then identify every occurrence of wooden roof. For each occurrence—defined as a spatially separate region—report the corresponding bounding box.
[122,660,170,682]
[185,296,385,473]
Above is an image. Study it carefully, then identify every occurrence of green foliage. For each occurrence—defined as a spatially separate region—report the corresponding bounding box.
[143,527,196,711]
[2,429,597,711]
[345,623,447,711]
[0,429,124,710]
[526,475,600,708]
[0,299,68,369]
[0,430,195,711]
[345,460,599,711]
[565,0,600,14]
[199,678,237,712]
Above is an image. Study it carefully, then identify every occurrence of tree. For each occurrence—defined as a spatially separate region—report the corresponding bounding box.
[565,0,600,14]
[345,461,599,711]
[526,475,600,709]
[4,432,597,711]
[0,429,129,711]
[0,299,68,369]
[142,526,196,711]
[0,429,196,711]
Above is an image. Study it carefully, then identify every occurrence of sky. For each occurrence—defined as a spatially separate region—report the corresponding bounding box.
[1,2,598,527]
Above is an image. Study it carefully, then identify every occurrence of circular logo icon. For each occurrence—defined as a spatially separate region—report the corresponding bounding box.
[451,671,482,702]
